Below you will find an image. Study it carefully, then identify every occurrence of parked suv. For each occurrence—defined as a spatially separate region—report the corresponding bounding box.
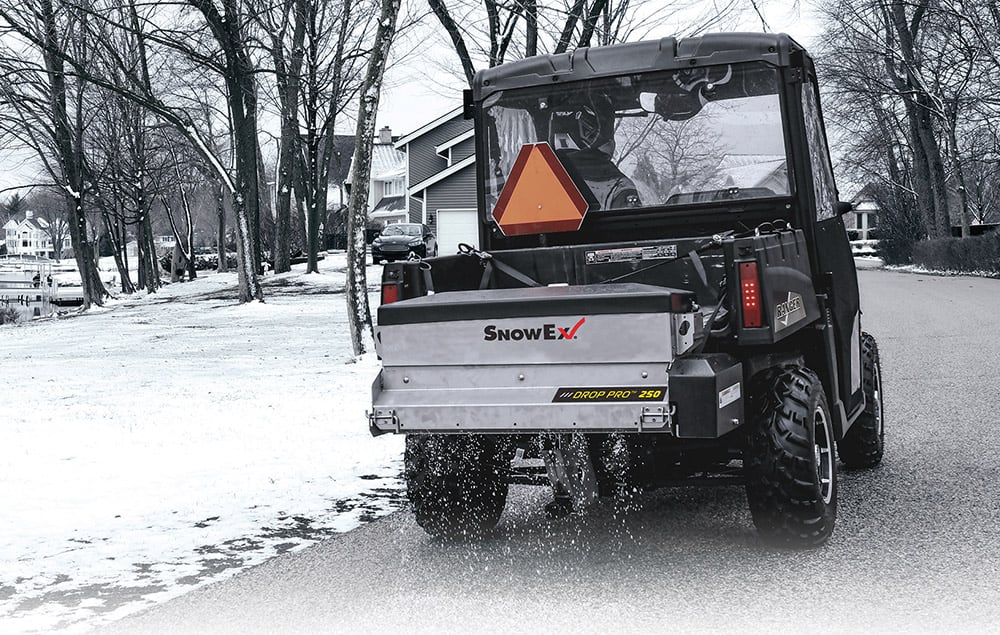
[371,223,437,264]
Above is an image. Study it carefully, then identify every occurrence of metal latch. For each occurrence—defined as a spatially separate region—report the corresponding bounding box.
[370,408,400,432]
[639,405,673,431]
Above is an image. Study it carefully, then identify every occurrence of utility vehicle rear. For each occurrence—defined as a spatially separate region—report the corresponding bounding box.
[369,33,885,547]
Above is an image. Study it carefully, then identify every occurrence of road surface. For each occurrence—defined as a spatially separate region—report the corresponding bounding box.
[105,268,1000,634]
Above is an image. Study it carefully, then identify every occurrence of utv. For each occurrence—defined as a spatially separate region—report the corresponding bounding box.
[369,33,884,548]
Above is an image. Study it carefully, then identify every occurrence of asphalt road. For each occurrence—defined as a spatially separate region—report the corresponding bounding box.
[105,268,1000,634]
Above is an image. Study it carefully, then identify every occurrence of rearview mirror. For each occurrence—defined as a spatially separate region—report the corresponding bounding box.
[837,201,854,215]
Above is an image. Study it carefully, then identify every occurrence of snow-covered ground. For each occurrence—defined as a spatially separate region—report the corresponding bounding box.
[0,254,404,633]
[886,263,1000,278]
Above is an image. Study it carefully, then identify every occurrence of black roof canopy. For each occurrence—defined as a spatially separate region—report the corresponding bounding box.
[473,33,808,100]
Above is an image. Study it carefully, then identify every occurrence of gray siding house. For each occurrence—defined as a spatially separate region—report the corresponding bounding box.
[394,108,479,254]
[346,127,407,225]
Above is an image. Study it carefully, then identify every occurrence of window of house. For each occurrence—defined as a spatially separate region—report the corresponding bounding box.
[856,212,863,229]
[384,179,403,197]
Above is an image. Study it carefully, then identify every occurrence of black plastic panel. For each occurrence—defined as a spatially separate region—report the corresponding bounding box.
[474,33,805,100]
[669,355,744,438]
[725,229,820,345]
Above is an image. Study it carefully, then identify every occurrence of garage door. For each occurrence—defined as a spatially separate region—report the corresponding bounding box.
[435,209,479,255]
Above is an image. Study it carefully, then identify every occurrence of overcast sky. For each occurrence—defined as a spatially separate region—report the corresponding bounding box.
[378,0,822,137]
[0,1,821,198]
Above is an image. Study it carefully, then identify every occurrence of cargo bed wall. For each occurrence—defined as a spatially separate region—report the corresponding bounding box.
[420,237,725,304]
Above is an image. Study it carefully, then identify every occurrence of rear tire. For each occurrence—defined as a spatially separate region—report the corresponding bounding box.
[405,434,510,540]
[838,332,885,468]
[745,367,837,548]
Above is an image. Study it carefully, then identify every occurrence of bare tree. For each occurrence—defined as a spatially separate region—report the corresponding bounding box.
[0,193,26,227]
[260,0,308,273]
[817,0,1000,241]
[427,0,745,87]
[0,0,107,307]
[345,0,401,355]
[0,0,267,301]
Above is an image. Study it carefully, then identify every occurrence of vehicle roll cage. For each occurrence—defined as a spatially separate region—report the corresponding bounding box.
[465,33,838,267]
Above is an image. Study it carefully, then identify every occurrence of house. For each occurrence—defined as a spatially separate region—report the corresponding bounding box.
[346,127,407,226]
[848,185,879,241]
[394,108,478,255]
[3,210,55,258]
[124,235,176,258]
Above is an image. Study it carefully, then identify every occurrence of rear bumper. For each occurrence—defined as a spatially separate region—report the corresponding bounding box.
[369,355,744,438]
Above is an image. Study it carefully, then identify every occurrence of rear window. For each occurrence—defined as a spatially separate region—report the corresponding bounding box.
[482,61,790,224]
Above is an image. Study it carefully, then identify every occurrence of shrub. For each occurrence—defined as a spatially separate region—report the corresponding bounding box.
[870,185,925,265]
[0,305,20,325]
[912,232,1000,275]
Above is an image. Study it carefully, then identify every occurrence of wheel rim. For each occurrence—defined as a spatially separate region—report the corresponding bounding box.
[814,406,834,504]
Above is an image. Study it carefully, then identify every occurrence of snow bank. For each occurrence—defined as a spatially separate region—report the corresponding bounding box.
[0,253,403,633]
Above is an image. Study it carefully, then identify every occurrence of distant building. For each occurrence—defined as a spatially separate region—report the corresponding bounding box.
[125,236,176,258]
[848,185,879,241]
[346,126,407,226]
[394,107,478,255]
[3,210,56,258]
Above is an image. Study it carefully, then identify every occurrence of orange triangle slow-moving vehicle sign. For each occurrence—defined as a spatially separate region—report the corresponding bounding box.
[491,143,589,236]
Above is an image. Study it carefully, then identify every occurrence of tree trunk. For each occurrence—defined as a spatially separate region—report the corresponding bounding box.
[101,205,135,293]
[554,0,587,53]
[578,0,608,48]
[886,0,952,238]
[38,0,104,307]
[303,3,321,274]
[257,141,276,261]
[171,243,183,282]
[190,0,264,301]
[293,150,310,252]
[906,111,937,237]
[307,0,351,270]
[946,111,971,238]
[271,0,307,275]
[216,183,228,272]
[525,0,537,57]
[345,0,401,355]
[913,97,951,237]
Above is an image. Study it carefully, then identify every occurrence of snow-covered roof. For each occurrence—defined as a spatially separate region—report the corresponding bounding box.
[4,212,51,232]
[716,158,786,188]
[373,163,406,181]
[372,195,406,214]
[346,143,405,185]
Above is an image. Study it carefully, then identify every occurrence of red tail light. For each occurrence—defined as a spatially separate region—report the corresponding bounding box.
[739,261,763,328]
[381,282,401,305]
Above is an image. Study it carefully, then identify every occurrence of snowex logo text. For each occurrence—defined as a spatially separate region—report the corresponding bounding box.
[483,317,585,342]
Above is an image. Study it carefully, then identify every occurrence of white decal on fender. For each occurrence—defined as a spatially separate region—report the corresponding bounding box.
[719,382,741,408]
[775,291,806,331]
